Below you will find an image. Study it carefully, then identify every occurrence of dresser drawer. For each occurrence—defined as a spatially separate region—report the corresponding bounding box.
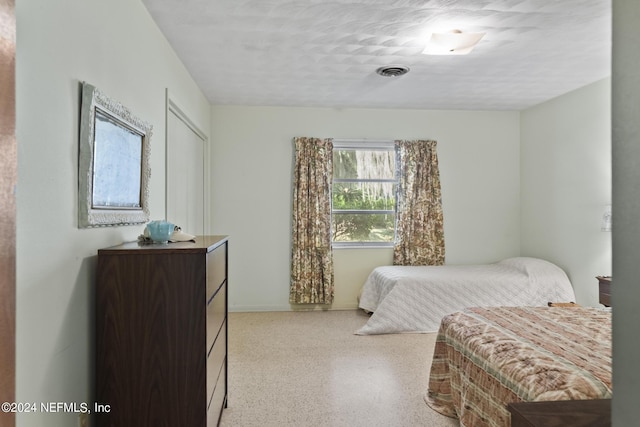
[208,358,226,427]
[206,282,226,352]
[207,320,226,407]
[206,243,226,300]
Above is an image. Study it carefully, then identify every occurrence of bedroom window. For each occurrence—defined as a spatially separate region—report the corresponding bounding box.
[331,140,397,247]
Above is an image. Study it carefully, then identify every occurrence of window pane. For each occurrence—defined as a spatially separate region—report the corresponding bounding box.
[332,182,396,210]
[332,213,395,243]
[333,149,395,180]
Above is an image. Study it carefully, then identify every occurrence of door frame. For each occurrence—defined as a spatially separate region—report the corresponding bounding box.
[165,90,210,234]
[0,0,17,426]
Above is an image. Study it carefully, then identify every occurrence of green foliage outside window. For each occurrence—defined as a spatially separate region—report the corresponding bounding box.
[332,149,397,243]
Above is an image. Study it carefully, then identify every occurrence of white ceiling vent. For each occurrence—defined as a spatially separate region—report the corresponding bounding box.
[376,65,410,77]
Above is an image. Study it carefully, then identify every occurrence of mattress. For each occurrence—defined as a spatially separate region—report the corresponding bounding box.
[356,257,576,335]
[426,306,612,427]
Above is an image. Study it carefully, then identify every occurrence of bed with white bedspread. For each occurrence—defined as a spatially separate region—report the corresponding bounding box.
[355,257,575,335]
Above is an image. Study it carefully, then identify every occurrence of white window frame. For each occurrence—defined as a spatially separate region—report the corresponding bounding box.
[331,139,398,248]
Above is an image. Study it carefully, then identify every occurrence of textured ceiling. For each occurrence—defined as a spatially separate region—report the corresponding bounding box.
[142,0,611,111]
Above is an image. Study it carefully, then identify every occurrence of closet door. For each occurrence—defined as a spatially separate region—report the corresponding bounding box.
[166,100,206,235]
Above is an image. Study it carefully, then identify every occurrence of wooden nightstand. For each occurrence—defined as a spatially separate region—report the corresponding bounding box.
[597,276,611,307]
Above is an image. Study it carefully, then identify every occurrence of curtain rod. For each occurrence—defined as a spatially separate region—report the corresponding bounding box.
[332,138,394,143]
[332,139,395,149]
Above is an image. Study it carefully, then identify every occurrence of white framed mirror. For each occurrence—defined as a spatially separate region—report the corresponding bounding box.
[78,82,152,228]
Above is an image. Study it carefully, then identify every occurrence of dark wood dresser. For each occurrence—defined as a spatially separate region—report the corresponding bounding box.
[508,399,611,427]
[96,236,228,427]
[597,276,611,307]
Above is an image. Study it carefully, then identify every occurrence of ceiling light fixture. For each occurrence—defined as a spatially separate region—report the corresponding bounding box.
[422,29,485,55]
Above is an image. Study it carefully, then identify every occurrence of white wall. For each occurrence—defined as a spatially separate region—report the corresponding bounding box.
[15,1,210,426]
[520,78,612,306]
[210,106,521,311]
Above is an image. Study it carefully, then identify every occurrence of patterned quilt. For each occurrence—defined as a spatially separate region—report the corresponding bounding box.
[426,306,612,427]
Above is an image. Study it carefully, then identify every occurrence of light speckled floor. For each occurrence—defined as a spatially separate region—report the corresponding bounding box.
[219,310,459,427]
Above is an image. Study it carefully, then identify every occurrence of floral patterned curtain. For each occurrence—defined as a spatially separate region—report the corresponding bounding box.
[290,137,334,304]
[393,140,445,266]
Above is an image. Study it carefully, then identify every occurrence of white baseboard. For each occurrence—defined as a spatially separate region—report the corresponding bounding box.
[229,303,359,312]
